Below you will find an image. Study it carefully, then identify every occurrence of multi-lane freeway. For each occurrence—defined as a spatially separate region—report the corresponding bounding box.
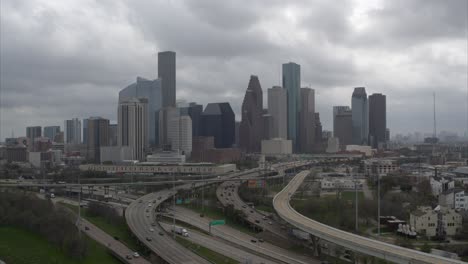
[273,170,465,264]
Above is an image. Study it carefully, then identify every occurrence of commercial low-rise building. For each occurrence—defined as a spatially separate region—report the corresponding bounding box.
[346,145,372,156]
[146,151,186,164]
[430,177,454,197]
[363,158,399,176]
[100,146,134,164]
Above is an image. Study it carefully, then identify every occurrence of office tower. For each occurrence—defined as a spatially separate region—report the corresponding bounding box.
[26,126,41,151]
[262,112,273,140]
[234,121,240,147]
[43,126,60,141]
[108,124,118,146]
[201,102,235,148]
[352,87,369,145]
[314,113,322,144]
[159,107,179,149]
[385,128,390,142]
[158,51,176,108]
[268,86,287,139]
[168,115,192,156]
[119,77,162,146]
[64,118,82,144]
[86,117,109,163]
[179,102,203,137]
[369,93,387,149]
[118,98,148,161]
[282,62,301,151]
[298,87,315,153]
[82,118,88,144]
[239,75,264,153]
[334,107,353,149]
[333,106,351,136]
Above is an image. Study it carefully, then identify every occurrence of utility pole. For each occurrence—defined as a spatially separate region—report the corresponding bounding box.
[354,172,358,232]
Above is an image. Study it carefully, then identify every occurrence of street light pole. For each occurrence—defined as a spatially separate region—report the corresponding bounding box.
[354,172,358,232]
[377,174,380,236]
[202,173,204,212]
[173,171,176,239]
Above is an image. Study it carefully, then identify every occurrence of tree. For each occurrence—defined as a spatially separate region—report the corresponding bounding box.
[420,243,431,253]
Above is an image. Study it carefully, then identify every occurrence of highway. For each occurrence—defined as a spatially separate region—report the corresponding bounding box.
[168,206,318,264]
[159,222,276,264]
[273,170,465,264]
[125,168,265,264]
[78,218,150,264]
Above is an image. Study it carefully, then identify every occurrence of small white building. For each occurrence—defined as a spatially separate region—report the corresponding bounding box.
[430,177,454,197]
[261,138,292,155]
[439,189,468,211]
[326,137,340,153]
[410,206,462,238]
[100,146,134,164]
[146,151,186,164]
[320,178,362,190]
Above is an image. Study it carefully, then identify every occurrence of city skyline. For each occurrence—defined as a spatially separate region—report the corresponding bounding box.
[1,0,467,139]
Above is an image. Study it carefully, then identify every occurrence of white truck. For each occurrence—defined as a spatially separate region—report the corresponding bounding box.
[171,226,189,237]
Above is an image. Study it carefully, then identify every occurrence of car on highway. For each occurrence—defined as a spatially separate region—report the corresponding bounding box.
[159,231,164,236]
[158,196,162,200]
[250,210,254,213]
[258,238,264,243]
[148,203,152,207]
[146,209,149,212]
[146,214,150,217]
[262,216,267,220]
[138,200,142,203]
[146,237,152,241]
[133,252,140,258]
[250,239,257,243]
[149,228,154,232]
[242,205,247,208]
[84,226,90,231]
[151,222,157,226]
[126,255,132,260]
[255,220,260,224]
[268,221,273,225]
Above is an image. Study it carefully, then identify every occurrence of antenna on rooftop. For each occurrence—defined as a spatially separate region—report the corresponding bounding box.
[433,92,437,139]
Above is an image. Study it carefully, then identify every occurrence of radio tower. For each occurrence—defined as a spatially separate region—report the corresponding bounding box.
[433,92,437,139]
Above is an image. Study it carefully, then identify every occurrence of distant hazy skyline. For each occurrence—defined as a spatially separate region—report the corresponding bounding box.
[1,0,467,139]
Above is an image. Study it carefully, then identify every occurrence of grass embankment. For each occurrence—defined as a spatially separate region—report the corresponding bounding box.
[59,202,141,252]
[0,226,119,264]
[175,236,239,264]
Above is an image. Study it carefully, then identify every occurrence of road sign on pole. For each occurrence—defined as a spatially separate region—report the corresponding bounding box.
[209,219,225,233]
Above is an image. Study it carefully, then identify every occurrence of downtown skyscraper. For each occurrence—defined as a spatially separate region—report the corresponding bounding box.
[118,98,149,161]
[158,51,176,108]
[352,87,369,145]
[64,118,81,144]
[369,93,387,149]
[283,62,301,151]
[298,87,315,153]
[239,75,264,153]
[268,86,287,139]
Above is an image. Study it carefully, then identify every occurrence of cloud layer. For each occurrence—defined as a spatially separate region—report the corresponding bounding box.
[1,0,467,139]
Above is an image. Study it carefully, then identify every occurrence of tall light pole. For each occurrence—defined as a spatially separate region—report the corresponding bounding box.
[172,171,176,239]
[377,173,381,236]
[354,171,358,232]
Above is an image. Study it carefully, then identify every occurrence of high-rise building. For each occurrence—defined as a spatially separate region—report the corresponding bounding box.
[352,87,369,145]
[108,124,118,146]
[64,118,82,144]
[298,87,315,153]
[333,106,351,136]
[118,98,149,161]
[158,51,176,108]
[86,117,109,163]
[334,108,353,149]
[119,77,162,146]
[314,113,323,145]
[201,103,235,148]
[267,86,287,139]
[369,93,387,149]
[26,126,42,150]
[43,126,60,142]
[168,115,192,157]
[179,102,203,137]
[82,118,88,144]
[159,107,179,149]
[239,75,264,153]
[282,62,301,151]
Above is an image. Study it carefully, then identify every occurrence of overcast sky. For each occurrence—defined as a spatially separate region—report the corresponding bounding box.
[1,0,467,140]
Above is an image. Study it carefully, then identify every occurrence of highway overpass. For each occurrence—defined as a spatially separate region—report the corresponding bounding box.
[273,170,464,264]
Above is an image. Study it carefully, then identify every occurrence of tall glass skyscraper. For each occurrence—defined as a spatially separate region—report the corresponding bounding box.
[351,87,369,145]
[119,77,162,147]
[282,62,301,151]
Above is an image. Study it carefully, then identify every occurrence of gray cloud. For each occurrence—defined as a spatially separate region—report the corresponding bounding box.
[0,0,467,140]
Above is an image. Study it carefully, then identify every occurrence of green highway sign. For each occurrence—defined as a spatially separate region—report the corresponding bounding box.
[209,219,225,226]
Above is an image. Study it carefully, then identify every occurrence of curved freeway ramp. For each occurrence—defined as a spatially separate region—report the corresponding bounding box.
[273,170,464,264]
